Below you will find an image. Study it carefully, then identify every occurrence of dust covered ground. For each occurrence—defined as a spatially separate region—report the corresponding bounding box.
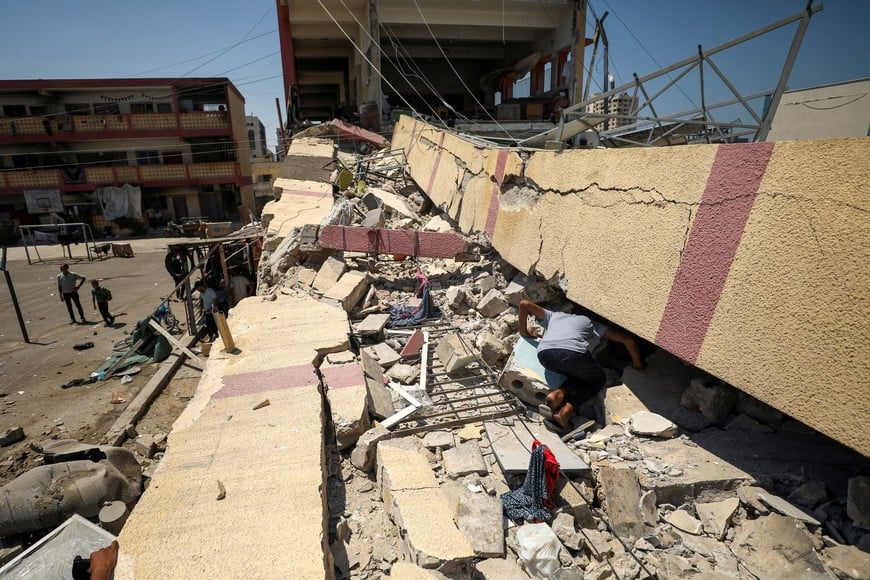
[0,238,184,486]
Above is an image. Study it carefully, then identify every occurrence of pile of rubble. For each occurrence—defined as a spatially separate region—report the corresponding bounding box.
[253,143,870,580]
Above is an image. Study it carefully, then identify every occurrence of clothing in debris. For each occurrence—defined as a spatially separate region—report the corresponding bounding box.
[387,268,441,328]
[501,440,560,524]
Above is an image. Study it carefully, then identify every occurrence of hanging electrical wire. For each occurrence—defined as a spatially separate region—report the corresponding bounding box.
[181,7,273,78]
[410,0,516,141]
[314,0,422,120]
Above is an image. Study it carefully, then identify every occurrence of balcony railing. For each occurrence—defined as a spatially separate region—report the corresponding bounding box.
[0,161,242,192]
[0,111,230,137]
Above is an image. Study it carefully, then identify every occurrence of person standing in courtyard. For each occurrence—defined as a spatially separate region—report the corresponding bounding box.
[519,299,645,431]
[193,279,218,342]
[90,279,115,327]
[57,263,87,324]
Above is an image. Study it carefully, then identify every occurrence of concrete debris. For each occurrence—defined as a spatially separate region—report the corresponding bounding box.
[0,426,25,447]
[248,139,870,580]
[435,333,477,373]
[730,514,829,579]
[848,475,870,530]
[696,497,739,540]
[627,411,678,438]
[597,466,646,542]
[476,289,510,318]
[442,441,488,477]
[680,379,738,424]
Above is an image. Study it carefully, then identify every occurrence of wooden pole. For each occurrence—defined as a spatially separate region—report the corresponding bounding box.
[213,311,236,352]
[148,320,205,369]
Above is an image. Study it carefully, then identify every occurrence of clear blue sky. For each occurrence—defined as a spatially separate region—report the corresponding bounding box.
[0,0,867,150]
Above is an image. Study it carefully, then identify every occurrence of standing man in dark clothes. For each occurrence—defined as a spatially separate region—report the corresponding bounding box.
[57,263,87,324]
[165,250,187,298]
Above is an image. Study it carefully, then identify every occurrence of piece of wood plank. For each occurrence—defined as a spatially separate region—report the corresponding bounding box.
[561,419,596,442]
[101,338,145,381]
[148,319,205,369]
[485,420,589,474]
[388,380,423,408]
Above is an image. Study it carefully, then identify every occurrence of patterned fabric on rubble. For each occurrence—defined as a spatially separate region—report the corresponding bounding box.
[387,268,441,328]
[501,443,555,524]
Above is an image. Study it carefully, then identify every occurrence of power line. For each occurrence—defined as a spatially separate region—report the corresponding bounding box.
[181,8,274,78]
[411,0,515,140]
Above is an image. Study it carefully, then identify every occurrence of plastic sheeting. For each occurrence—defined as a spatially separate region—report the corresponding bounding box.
[95,183,142,220]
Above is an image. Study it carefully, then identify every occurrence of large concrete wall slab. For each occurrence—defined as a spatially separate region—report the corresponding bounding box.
[392,117,870,455]
[116,295,349,579]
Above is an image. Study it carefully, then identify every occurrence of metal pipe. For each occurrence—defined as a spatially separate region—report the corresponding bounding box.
[1,247,28,343]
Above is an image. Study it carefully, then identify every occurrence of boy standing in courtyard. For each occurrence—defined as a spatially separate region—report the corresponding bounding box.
[57,263,87,324]
[90,279,115,326]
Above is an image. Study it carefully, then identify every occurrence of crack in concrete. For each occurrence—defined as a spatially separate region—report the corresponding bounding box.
[679,206,694,262]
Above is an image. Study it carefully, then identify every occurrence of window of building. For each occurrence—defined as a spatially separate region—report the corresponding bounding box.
[135,150,161,166]
[259,174,272,183]
[29,106,46,116]
[494,91,502,106]
[248,129,256,151]
[94,103,121,115]
[544,62,552,93]
[513,72,531,99]
[3,105,27,117]
[65,103,91,115]
[131,103,154,114]
[156,102,173,113]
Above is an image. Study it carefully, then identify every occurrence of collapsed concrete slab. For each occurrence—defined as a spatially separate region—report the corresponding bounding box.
[116,295,349,579]
[377,442,474,573]
[278,137,335,182]
[261,179,334,252]
[730,514,829,579]
[321,361,371,451]
[319,225,468,259]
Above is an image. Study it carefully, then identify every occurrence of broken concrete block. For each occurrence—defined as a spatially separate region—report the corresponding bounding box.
[350,424,390,472]
[597,466,645,542]
[476,289,509,318]
[680,379,737,424]
[356,313,390,337]
[361,349,395,419]
[787,480,827,508]
[386,362,420,385]
[848,475,870,530]
[823,544,870,580]
[423,215,453,233]
[444,286,466,308]
[421,431,454,450]
[322,363,371,450]
[435,333,477,373]
[133,434,157,458]
[503,275,528,306]
[553,478,596,530]
[312,255,347,293]
[476,274,497,295]
[757,491,821,526]
[390,562,449,579]
[363,342,401,369]
[737,485,771,515]
[0,426,24,447]
[695,498,738,540]
[473,558,529,580]
[640,490,658,526]
[296,266,317,287]
[666,509,703,535]
[442,441,487,477]
[731,514,829,579]
[324,270,369,311]
[550,512,581,550]
[671,406,711,431]
[736,396,783,425]
[627,411,677,438]
[442,483,505,558]
[476,332,509,366]
[499,336,565,406]
[377,444,474,572]
[362,207,385,229]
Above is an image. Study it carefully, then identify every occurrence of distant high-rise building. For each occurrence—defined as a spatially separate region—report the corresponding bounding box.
[585,93,638,131]
[246,115,270,161]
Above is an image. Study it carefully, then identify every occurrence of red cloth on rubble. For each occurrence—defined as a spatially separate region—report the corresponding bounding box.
[532,438,560,509]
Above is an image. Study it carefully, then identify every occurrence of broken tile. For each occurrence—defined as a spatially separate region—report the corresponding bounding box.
[473,558,528,579]
[442,483,505,557]
[628,411,677,438]
[421,430,454,450]
[757,491,821,526]
[666,509,703,535]
[442,441,487,477]
[356,313,390,336]
[363,342,401,369]
[696,498,739,540]
[598,466,645,542]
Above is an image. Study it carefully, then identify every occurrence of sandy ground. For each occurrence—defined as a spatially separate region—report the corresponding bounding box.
[0,236,193,486]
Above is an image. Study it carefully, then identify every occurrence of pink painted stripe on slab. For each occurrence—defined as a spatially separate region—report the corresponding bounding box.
[321,363,365,390]
[484,149,510,237]
[283,189,330,198]
[213,363,319,399]
[319,225,467,258]
[425,133,447,196]
[403,120,419,156]
[655,142,775,363]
